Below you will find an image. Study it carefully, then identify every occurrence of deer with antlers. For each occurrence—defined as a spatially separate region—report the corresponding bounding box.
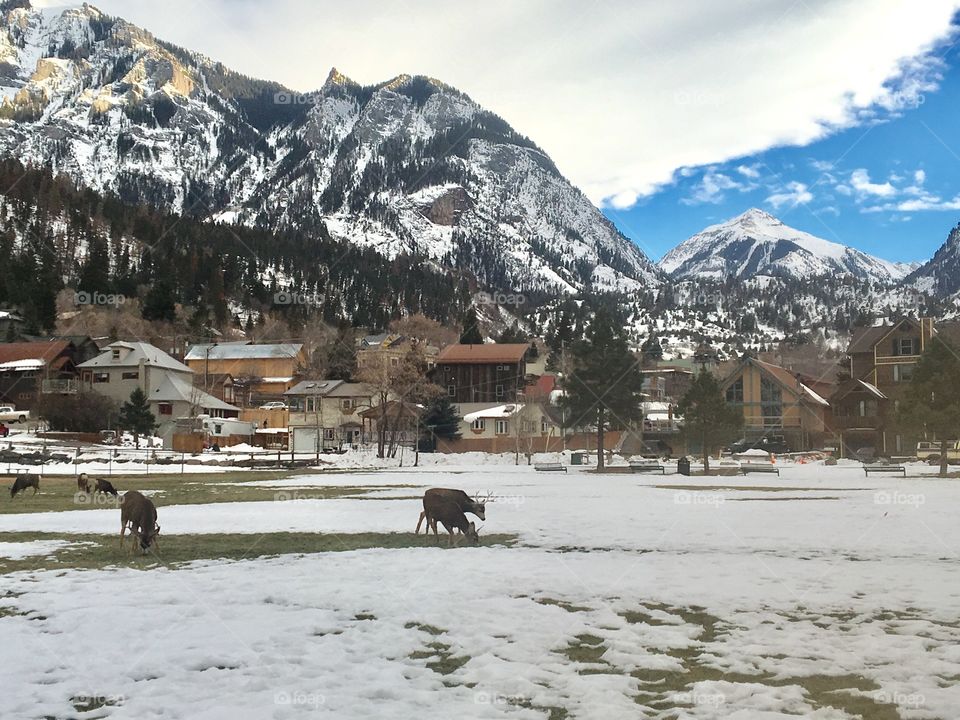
[420,491,480,547]
[416,488,488,535]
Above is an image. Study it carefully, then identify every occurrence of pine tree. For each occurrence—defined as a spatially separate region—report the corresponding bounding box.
[896,337,960,477]
[459,306,483,344]
[325,326,357,380]
[676,370,743,473]
[561,308,644,469]
[423,393,462,445]
[142,279,177,322]
[118,388,156,449]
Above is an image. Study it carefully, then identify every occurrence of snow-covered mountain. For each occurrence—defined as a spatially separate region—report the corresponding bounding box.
[907,223,960,296]
[660,208,913,283]
[0,1,659,295]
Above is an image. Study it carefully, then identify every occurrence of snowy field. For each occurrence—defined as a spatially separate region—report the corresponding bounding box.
[1,460,959,719]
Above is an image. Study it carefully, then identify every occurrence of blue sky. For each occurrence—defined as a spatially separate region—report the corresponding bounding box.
[604,40,960,265]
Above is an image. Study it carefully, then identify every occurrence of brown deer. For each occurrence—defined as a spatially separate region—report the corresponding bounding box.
[10,473,39,499]
[416,488,486,534]
[77,473,92,494]
[95,478,119,497]
[421,492,479,547]
[120,490,160,553]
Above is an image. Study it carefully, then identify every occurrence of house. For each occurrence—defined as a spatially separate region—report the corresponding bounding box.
[147,373,241,447]
[183,342,306,404]
[0,340,83,409]
[720,356,831,451]
[832,317,941,455]
[356,333,438,372]
[432,343,530,403]
[641,364,695,403]
[0,310,24,341]
[447,402,561,454]
[78,341,194,404]
[284,379,375,452]
[195,372,235,404]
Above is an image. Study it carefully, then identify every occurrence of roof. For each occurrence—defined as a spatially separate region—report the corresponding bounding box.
[0,359,44,370]
[194,372,233,385]
[148,374,240,413]
[284,379,343,396]
[0,340,72,366]
[848,319,921,354]
[326,382,374,398]
[726,357,830,407]
[527,374,557,397]
[832,378,888,402]
[437,343,529,364]
[78,341,192,373]
[184,343,303,361]
[463,404,524,421]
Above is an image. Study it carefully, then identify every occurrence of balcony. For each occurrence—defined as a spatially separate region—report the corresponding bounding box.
[41,378,78,394]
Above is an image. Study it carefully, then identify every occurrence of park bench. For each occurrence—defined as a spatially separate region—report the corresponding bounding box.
[863,465,906,477]
[629,460,665,474]
[740,463,780,476]
[534,462,567,472]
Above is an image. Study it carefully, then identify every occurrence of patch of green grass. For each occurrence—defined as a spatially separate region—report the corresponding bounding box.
[0,471,391,515]
[0,531,520,574]
[405,621,446,636]
[408,638,470,675]
[654,484,866,493]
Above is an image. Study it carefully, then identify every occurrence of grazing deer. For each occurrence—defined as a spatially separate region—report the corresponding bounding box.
[416,488,486,534]
[119,490,160,553]
[77,473,92,494]
[421,492,479,547]
[95,478,119,497]
[10,473,39,499]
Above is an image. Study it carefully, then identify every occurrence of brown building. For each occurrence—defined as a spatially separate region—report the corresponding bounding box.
[720,356,831,451]
[183,343,306,404]
[832,318,937,456]
[432,343,530,404]
[0,340,84,410]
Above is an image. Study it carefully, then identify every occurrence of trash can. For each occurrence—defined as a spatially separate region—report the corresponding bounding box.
[678,456,691,476]
[571,452,586,466]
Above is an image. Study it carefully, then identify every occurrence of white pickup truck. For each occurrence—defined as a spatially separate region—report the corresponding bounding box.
[0,405,29,423]
[917,441,960,461]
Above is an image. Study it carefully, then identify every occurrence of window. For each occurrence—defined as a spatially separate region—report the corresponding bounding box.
[495,384,504,398]
[390,357,399,367]
[111,348,120,360]
[858,400,878,418]
[541,420,550,433]
[725,378,744,403]
[521,420,535,433]
[214,424,222,434]
[760,377,782,424]
[341,399,353,410]
[121,371,139,380]
[323,428,335,441]
[893,364,914,383]
[495,419,509,435]
[93,372,110,383]
[893,337,917,356]
[472,418,486,431]
[158,403,173,416]
[447,385,456,397]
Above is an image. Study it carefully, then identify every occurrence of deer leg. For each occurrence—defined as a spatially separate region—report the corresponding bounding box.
[416,511,426,534]
[119,522,126,548]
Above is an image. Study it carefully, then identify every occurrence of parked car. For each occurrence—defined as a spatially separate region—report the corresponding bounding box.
[0,405,28,423]
[259,401,288,410]
[916,440,960,461]
[728,435,790,455]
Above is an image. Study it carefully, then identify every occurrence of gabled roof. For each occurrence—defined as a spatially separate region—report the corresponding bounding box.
[832,378,888,402]
[0,340,72,364]
[148,374,239,413]
[437,343,529,364]
[724,356,830,406]
[463,404,524,421]
[848,318,922,354]
[284,379,343,396]
[184,343,303,361]
[78,341,192,373]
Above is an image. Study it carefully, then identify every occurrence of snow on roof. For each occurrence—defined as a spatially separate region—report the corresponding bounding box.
[800,384,830,407]
[148,374,239,413]
[463,404,522,421]
[184,343,303,361]
[78,341,191,373]
[857,380,887,400]
[0,359,44,370]
[261,376,294,384]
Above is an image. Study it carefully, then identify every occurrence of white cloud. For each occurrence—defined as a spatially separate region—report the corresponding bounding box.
[766,181,813,209]
[681,168,753,205]
[850,168,898,197]
[87,0,960,209]
[736,164,761,179]
[914,169,927,184]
